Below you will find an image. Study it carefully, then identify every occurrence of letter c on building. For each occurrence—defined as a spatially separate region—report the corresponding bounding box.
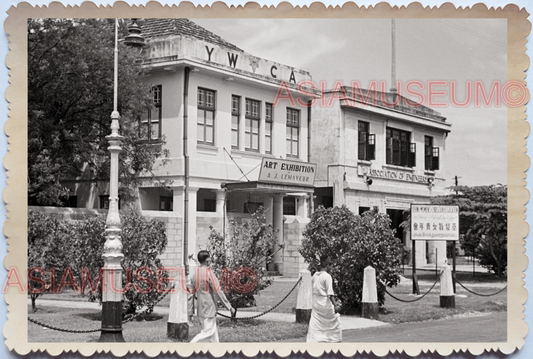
[270,65,278,79]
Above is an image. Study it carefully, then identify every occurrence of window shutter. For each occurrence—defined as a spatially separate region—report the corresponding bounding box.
[432,147,440,170]
[368,134,376,160]
[409,143,416,167]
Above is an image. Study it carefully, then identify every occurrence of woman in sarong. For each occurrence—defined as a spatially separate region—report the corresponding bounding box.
[189,250,235,343]
[306,255,342,343]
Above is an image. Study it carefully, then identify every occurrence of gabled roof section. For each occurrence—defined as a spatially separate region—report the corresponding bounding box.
[139,18,243,52]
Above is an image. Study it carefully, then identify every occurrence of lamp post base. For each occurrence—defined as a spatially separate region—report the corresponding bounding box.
[99,301,125,342]
[99,329,125,342]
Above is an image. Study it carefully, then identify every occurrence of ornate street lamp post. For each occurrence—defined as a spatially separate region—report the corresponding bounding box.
[99,19,125,343]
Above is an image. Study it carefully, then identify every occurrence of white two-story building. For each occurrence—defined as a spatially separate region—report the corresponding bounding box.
[63,19,316,276]
[311,87,452,266]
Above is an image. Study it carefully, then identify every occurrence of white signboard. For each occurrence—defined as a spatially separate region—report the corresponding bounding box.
[258,158,316,187]
[410,204,460,241]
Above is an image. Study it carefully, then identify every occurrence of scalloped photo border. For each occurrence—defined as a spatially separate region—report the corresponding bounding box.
[3,1,530,357]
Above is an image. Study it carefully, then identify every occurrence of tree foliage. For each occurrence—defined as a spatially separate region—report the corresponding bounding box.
[206,207,280,318]
[28,18,168,206]
[28,210,169,314]
[299,205,403,311]
[28,210,73,311]
[430,185,507,277]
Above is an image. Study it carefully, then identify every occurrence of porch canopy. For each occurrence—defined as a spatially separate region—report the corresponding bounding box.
[223,180,314,194]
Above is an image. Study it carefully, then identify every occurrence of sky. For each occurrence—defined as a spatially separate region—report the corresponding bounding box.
[192,18,508,187]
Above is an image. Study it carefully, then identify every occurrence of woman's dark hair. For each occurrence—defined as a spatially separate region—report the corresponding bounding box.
[198,250,210,264]
[319,254,331,268]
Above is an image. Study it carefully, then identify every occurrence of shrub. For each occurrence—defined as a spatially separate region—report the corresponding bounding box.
[28,210,168,315]
[28,210,73,311]
[206,207,280,318]
[299,205,403,312]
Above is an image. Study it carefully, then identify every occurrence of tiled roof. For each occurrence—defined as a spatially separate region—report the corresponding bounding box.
[138,18,243,52]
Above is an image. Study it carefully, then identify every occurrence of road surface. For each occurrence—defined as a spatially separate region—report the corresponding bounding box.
[284,312,507,342]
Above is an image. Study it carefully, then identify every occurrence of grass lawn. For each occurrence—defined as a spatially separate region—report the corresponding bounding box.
[28,305,308,343]
[378,280,507,324]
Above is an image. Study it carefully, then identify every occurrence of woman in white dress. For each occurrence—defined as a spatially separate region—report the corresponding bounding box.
[306,255,342,343]
[189,250,235,343]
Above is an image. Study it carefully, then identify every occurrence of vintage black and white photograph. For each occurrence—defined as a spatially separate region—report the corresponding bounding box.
[4,3,528,355]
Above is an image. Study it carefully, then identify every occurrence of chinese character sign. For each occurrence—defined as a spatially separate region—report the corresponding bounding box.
[410,204,460,241]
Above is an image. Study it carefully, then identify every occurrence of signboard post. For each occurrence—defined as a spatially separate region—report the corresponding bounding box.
[410,204,460,293]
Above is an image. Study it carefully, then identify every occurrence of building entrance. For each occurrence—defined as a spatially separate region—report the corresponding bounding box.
[386,208,407,243]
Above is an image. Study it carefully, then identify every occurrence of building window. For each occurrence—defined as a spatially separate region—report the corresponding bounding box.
[358,206,370,215]
[197,189,216,212]
[265,103,273,154]
[283,197,296,215]
[140,85,162,141]
[425,136,440,170]
[386,127,414,167]
[286,108,300,158]
[197,88,215,145]
[358,121,375,161]
[231,95,240,149]
[99,195,121,210]
[245,99,260,152]
[160,196,173,211]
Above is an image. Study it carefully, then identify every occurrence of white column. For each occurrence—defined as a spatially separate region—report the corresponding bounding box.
[215,189,226,214]
[415,240,426,267]
[272,194,284,273]
[187,188,198,260]
[295,269,312,323]
[297,194,309,218]
[435,241,447,266]
[172,186,185,214]
[265,195,274,225]
[333,180,344,207]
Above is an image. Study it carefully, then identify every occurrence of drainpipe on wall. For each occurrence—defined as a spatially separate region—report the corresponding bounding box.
[307,100,311,163]
[183,66,190,269]
[307,100,314,215]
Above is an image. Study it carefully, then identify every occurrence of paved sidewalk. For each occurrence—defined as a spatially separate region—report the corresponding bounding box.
[30,298,390,331]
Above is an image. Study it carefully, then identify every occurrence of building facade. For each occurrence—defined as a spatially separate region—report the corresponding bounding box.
[311,87,452,267]
[63,19,316,277]
[57,19,452,274]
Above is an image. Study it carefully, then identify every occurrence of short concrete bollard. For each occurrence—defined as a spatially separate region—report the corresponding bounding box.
[167,266,189,341]
[295,269,312,324]
[362,266,379,320]
[440,263,455,308]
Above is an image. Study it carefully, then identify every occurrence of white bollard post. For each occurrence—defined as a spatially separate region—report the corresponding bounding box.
[362,266,379,319]
[440,262,455,308]
[295,269,312,323]
[167,266,189,341]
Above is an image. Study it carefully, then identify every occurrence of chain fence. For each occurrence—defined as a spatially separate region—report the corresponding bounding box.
[217,277,302,321]
[28,276,303,332]
[27,317,101,334]
[383,273,441,303]
[455,278,507,297]
[28,283,175,333]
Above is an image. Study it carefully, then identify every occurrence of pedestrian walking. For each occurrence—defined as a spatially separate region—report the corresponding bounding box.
[306,255,342,343]
[189,250,235,343]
